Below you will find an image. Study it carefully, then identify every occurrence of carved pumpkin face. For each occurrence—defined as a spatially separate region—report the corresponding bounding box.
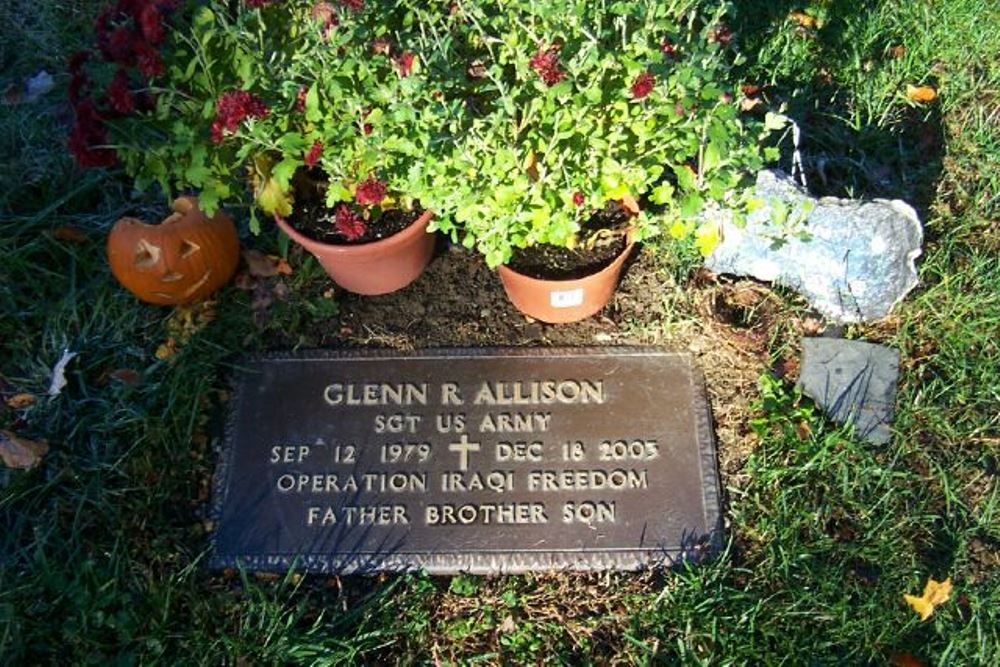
[107,196,240,305]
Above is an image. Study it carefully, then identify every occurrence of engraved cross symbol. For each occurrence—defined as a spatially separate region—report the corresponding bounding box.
[448,434,480,472]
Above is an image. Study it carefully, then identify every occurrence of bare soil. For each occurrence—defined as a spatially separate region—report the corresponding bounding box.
[506,204,631,280]
[289,203,420,245]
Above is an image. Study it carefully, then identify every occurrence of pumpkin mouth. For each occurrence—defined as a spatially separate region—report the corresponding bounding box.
[151,268,213,302]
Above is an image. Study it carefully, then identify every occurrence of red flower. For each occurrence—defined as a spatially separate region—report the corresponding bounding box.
[311,2,338,34]
[354,176,386,206]
[529,44,565,86]
[362,122,373,135]
[139,4,165,45]
[68,52,91,105]
[107,69,135,114]
[340,0,364,12]
[211,90,270,143]
[304,141,323,167]
[711,24,733,46]
[244,0,275,7]
[135,41,164,77]
[661,40,678,58]
[69,51,90,75]
[631,72,655,99]
[296,86,309,112]
[69,99,117,168]
[396,51,415,77]
[333,204,367,241]
[573,191,585,207]
[105,26,137,65]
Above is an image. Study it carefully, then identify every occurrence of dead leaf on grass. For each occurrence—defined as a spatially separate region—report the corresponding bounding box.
[51,226,88,243]
[889,45,906,59]
[47,349,78,397]
[155,337,177,361]
[498,616,517,633]
[109,368,140,385]
[796,420,812,441]
[903,576,952,621]
[6,393,36,409]
[788,11,819,29]
[243,249,284,278]
[906,84,938,104]
[889,652,925,667]
[0,430,49,470]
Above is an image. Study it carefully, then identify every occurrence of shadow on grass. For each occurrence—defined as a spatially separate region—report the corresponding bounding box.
[732,0,945,219]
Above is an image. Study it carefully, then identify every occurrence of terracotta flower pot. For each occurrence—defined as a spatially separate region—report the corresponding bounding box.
[275,210,435,295]
[497,238,635,324]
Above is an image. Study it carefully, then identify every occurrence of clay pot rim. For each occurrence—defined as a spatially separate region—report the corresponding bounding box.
[497,235,636,288]
[275,209,434,256]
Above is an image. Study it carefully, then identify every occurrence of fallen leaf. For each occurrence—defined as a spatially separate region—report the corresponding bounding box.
[47,349,78,397]
[890,652,925,667]
[788,11,818,28]
[904,577,953,621]
[499,616,517,633]
[234,272,255,290]
[906,84,938,104]
[800,317,824,335]
[0,430,49,470]
[51,226,88,243]
[3,83,22,105]
[24,70,54,102]
[272,281,291,300]
[275,257,293,275]
[155,338,177,360]
[109,368,140,385]
[741,97,765,112]
[890,45,906,59]
[523,150,539,182]
[6,393,36,409]
[796,420,812,441]
[243,249,282,278]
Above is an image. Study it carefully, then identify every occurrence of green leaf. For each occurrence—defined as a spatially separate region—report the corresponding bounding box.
[702,141,722,173]
[305,86,321,123]
[272,158,300,190]
[650,182,674,205]
[256,178,293,217]
[764,112,788,132]
[770,198,789,226]
[694,220,721,256]
[680,193,704,218]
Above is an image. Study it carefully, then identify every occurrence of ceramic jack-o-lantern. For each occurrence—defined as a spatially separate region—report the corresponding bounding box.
[107,196,240,305]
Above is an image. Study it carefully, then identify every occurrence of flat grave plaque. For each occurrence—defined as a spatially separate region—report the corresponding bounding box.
[210,348,721,574]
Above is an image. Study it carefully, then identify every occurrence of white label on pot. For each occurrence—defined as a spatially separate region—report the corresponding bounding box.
[550,288,584,308]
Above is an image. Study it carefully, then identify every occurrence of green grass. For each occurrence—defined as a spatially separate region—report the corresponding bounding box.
[2,0,999,663]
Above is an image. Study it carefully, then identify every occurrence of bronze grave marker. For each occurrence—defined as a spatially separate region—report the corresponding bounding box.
[210,348,721,574]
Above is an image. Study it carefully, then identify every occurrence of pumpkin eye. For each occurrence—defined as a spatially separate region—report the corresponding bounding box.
[179,239,201,259]
[134,240,161,268]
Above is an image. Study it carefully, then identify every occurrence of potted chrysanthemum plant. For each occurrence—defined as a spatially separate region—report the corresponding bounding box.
[420,0,779,322]
[213,0,461,294]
